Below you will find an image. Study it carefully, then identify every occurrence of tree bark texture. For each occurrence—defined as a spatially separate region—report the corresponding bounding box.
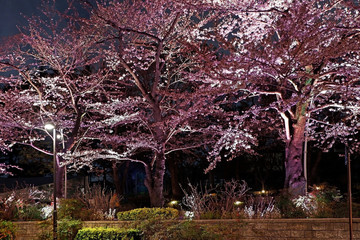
[112,161,122,195]
[284,115,307,196]
[144,149,166,207]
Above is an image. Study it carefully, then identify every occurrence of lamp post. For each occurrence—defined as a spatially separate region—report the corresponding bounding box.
[45,123,57,240]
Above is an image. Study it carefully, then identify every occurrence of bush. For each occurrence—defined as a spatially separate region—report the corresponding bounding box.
[117,208,179,221]
[17,205,43,220]
[181,180,249,219]
[37,218,82,240]
[37,220,52,240]
[0,185,52,221]
[0,220,16,240]
[133,219,220,240]
[243,195,281,219]
[75,227,142,240]
[275,193,308,218]
[75,184,114,214]
[58,199,98,221]
[58,219,83,240]
[58,199,86,220]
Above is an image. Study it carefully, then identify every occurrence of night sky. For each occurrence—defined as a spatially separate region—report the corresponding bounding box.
[0,0,70,38]
[0,0,42,37]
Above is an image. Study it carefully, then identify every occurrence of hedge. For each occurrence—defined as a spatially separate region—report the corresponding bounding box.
[117,208,179,221]
[75,227,142,240]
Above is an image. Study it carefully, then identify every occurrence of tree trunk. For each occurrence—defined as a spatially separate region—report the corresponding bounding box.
[144,148,166,207]
[112,161,122,195]
[120,161,130,195]
[284,115,307,196]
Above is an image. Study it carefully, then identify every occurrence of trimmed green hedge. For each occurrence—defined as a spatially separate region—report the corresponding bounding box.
[75,227,142,240]
[117,208,179,220]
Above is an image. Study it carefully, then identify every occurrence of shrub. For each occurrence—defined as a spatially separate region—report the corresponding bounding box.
[37,220,52,240]
[275,193,307,218]
[74,227,142,240]
[243,195,280,219]
[0,220,16,240]
[17,205,43,220]
[58,219,83,240]
[0,185,52,221]
[0,197,17,221]
[36,219,82,240]
[75,184,113,214]
[58,199,98,221]
[275,185,349,218]
[135,219,220,240]
[181,180,249,219]
[58,199,85,220]
[117,208,179,221]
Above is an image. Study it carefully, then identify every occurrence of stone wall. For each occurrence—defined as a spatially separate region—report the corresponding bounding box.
[14,218,360,240]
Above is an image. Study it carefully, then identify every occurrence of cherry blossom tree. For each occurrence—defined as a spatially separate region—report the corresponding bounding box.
[1,0,258,207]
[0,2,108,197]
[200,0,360,195]
[60,0,257,207]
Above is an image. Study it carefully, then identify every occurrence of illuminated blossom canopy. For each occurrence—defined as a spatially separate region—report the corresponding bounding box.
[1,0,359,204]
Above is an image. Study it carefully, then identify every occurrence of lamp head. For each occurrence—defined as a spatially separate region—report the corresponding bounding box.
[44,123,55,130]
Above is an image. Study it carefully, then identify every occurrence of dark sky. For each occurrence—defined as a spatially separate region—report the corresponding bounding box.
[0,0,42,37]
[0,0,70,38]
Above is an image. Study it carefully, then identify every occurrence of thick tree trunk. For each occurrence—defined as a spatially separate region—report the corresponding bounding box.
[284,115,307,196]
[144,148,166,207]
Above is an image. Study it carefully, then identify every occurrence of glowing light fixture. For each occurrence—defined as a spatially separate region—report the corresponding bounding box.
[45,123,55,130]
[234,201,243,206]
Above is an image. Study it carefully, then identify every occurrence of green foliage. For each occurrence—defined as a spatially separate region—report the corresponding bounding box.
[129,218,219,240]
[0,220,16,240]
[153,221,219,240]
[314,201,360,218]
[58,219,83,240]
[36,219,82,240]
[58,199,85,220]
[117,208,179,221]
[37,220,52,240]
[275,193,307,218]
[58,199,97,221]
[275,185,358,219]
[16,205,43,220]
[0,186,52,221]
[74,227,142,240]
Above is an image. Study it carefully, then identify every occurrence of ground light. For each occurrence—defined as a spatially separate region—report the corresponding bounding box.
[234,201,243,206]
[45,123,57,240]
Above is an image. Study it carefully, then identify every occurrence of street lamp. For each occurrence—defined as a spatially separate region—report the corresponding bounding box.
[45,123,57,240]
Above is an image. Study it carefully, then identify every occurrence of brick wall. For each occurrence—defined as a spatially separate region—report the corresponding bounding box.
[14,218,360,240]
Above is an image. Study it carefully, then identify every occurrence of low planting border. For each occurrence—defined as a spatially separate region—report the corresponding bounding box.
[13,218,360,240]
